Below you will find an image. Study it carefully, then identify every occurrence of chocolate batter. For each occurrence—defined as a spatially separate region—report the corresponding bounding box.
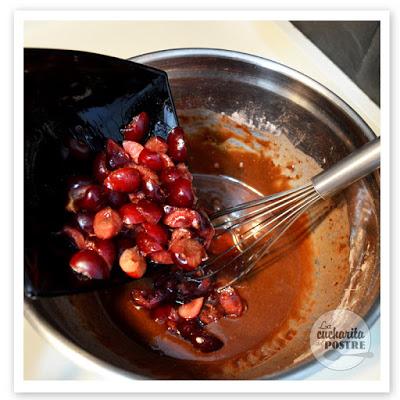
[99,114,315,377]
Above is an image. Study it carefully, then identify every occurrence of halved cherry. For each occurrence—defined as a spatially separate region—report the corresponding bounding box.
[69,249,110,279]
[85,237,116,269]
[121,112,150,142]
[142,178,166,203]
[218,286,244,318]
[149,250,174,265]
[178,297,204,319]
[167,178,194,208]
[77,185,106,212]
[93,207,122,239]
[93,151,109,182]
[122,140,144,163]
[106,189,130,208]
[119,247,147,278]
[75,212,94,235]
[119,203,146,225]
[62,225,86,249]
[142,222,169,246]
[169,238,206,270]
[145,136,168,154]
[104,167,141,193]
[106,139,130,170]
[136,231,164,255]
[138,148,163,171]
[171,228,192,241]
[167,127,187,162]
[163,208,201,229]
[136,199,163,225]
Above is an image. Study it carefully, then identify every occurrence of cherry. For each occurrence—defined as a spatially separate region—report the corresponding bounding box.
[178,297,204,319]
[136,232,164,255]
[151,304,176,324]
[169,238,206,270]
[104,167,141,193]
[122,141,144,163]
[93,151,109,182]
[142,178,166,203]
[77,185,106,212]
[119,203,146,225]
[142,222,169,246]
[160,167,181,185]
[121,112,150,142]
[177,320,223,353]
[131,288,167,310]
[93,207,122,239]
[69,249,110,279]
[106,139,130,169]
[75,212,94,235]
[167,178,194,208]
[145,136,168,154]
[163,208,201,229]
[136,199,163,225]
[62,225,86,249]
[106,190,130,208]
[119,247,147,278]
[85,237,116,269]
[138,148,163,171]
[171,228,192,241]
[167,127,187,162]
[218,286,244,318]
[199,302,224,325]
[149,250,174,265]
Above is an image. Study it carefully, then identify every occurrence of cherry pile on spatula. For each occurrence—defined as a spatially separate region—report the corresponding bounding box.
[62,111,244,353]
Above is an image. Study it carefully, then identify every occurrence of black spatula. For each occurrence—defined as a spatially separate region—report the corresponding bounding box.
[24,49,178,298]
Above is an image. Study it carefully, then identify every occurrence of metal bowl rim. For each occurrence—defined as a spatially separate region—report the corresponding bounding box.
[25,47,380,381]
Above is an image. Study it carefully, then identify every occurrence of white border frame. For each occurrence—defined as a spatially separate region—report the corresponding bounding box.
[14,10,390,393]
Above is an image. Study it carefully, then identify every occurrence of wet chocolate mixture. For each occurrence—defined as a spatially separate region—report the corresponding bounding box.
[99,114,315,377]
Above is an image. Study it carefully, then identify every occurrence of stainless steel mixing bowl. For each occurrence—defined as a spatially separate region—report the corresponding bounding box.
[25,48,380,380]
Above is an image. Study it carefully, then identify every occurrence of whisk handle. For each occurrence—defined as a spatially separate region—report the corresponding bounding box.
[312,137,380,199]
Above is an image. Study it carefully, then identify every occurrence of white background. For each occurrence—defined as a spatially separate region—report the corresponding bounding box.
[2,0,399,399]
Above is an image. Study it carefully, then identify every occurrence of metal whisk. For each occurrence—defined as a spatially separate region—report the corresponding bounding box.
[194,137,380,290]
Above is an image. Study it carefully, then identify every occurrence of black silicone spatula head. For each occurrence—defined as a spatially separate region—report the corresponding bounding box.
[24,49,178,298]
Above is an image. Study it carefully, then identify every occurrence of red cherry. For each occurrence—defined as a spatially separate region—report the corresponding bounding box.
[77,185,106,212]
[119,247,147,278]
[121,112,150,142]
[93,151,109,182]
[122,141,144,163]
[106,189,130,208]
[136,232,164,255]
[106,139,130,169]
[75,212,94,235]
[104,167,141,193]
[85,237,116,269]
[144,136,168,154]
[169,238,206,270]
[167,127,187,162]
[93,207,122,239]
[138,148,163,171]
[136,199,163,225]
[62,225,86,249]
[163,208,201,229]
[142,222,169,246]
[69,249,110,279]
[119,203,146,225]
[218,287,244,318]
[167,178,194,208]
[149,250,174,265]
[178,297,204,319]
